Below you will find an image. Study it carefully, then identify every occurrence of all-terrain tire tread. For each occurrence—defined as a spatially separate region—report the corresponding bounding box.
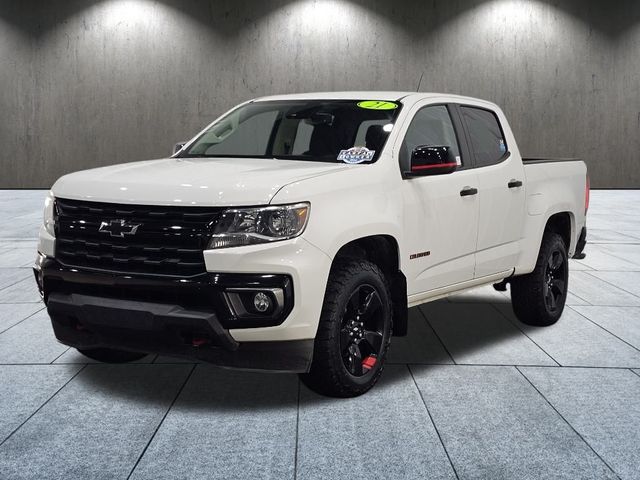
[511,232,567,326]
[300,259,392,397]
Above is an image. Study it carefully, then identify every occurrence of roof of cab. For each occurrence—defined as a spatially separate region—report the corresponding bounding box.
[255,91,414,102]
[253,91,496,107]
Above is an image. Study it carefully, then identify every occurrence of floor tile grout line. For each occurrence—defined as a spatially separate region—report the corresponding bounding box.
[391,362,640,369]
[618,232,640,241]
[0,303,46,306]
[0,305,46,335]
[631,369,640,379]
[584,246,640,269]
[587,241,640,245]
[126,363,197,480]
[1,362,638,369]
[0,275,39,292]
[439,298,608,307]
[293,378,301,480]
[580,270,640,301]
[570,304,640,310]
[0,362,175,366]
[583,302,640,307]
[490,303,561,367]
[573,270,640,273]
[410,362,640,370]
[416,306,457,365]
[565,288,592,306]
[407,365,460,480]
[0,274,35,294]
[49,347,71,364]
[514,366,622,480]
[0,364,87,448]
[566,306,640,354]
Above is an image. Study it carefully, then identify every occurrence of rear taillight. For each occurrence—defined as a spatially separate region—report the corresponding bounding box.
[585,174,590,214]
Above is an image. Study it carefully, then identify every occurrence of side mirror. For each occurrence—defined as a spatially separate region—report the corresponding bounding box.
[173,142,186,154]
[406,145,457,177]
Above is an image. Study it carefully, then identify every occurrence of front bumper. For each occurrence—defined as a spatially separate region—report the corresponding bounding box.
[48,292,312,372]
[37,257,316,372]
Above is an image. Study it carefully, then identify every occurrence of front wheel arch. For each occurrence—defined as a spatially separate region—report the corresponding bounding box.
[330,235,407,337]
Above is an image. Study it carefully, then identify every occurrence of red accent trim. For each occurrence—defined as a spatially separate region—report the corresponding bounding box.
[411,162,458,171]
[192,338,209,347]
[362,356,377,370]
[585,174,590,214]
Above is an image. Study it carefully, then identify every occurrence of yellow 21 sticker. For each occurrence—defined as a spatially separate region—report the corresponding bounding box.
[357,100,398,110]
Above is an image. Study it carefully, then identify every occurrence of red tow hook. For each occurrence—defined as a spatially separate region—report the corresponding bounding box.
[362,355,377,372]
[191,338,209,347]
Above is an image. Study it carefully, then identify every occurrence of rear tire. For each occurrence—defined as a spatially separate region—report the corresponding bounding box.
[511,231,568,326]
[77,347,147,363]
[300,259,392,397]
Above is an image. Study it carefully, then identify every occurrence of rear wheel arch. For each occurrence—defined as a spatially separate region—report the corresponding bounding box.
[544,211,573,251]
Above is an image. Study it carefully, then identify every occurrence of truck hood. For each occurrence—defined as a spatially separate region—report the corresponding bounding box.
[52,157,350,206]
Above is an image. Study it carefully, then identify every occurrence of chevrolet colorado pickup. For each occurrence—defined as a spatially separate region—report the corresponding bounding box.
[35,92,588,397]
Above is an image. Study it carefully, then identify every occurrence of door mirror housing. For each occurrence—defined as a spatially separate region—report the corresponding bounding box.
[173,142,186,154]
[405,145,457,177]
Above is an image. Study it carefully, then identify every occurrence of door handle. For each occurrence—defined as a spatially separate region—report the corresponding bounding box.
[460,186,478,197]
[508,179,523,188]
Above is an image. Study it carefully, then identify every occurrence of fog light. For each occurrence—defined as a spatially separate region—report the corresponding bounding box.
[223,287,285,319]
[253,292,271,313]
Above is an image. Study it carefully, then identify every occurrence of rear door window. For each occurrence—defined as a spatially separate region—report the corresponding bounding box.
[460,107,507,167]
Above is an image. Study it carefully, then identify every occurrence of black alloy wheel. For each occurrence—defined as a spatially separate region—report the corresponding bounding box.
[340,284,385,377]
[511,231,569,326]
[544,247,566,314]
[300,259,392,397]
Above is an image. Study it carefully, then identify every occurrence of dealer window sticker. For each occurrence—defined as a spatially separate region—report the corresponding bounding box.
[357,100,398,110]
[338,147,375,164]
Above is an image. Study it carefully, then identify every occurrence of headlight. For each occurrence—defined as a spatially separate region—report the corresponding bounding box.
[43,192,55,237]
[208,203,310,249]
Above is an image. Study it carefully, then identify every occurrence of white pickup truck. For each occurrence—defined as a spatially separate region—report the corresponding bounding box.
[35,92,588,397]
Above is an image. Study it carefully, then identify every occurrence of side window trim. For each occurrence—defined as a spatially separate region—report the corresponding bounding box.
[399,103,468,175]
[456,103,510,169]
[448,104,474,170]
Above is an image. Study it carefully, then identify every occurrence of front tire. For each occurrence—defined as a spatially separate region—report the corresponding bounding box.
[511,231,569,326]
[300,259,392,397]
[77,347,147,363]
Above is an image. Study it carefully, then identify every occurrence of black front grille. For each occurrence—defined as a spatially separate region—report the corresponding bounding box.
[54,198,224,276]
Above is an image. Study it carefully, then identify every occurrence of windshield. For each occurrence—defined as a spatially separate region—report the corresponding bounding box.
[181,100,402,164]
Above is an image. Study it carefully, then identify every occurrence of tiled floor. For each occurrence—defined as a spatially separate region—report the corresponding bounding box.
[1,190,639,479]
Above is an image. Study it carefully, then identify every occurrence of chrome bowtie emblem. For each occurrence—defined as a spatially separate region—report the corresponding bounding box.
[98,219,142,238]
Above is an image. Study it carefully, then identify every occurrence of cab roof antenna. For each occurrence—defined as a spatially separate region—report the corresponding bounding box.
[416,72,425,92]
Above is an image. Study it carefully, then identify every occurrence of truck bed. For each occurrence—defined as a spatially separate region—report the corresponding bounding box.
[522,157,581,165]
[519,157,587,263]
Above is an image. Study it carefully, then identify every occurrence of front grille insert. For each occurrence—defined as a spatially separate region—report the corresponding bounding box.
[54,198,224,276]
